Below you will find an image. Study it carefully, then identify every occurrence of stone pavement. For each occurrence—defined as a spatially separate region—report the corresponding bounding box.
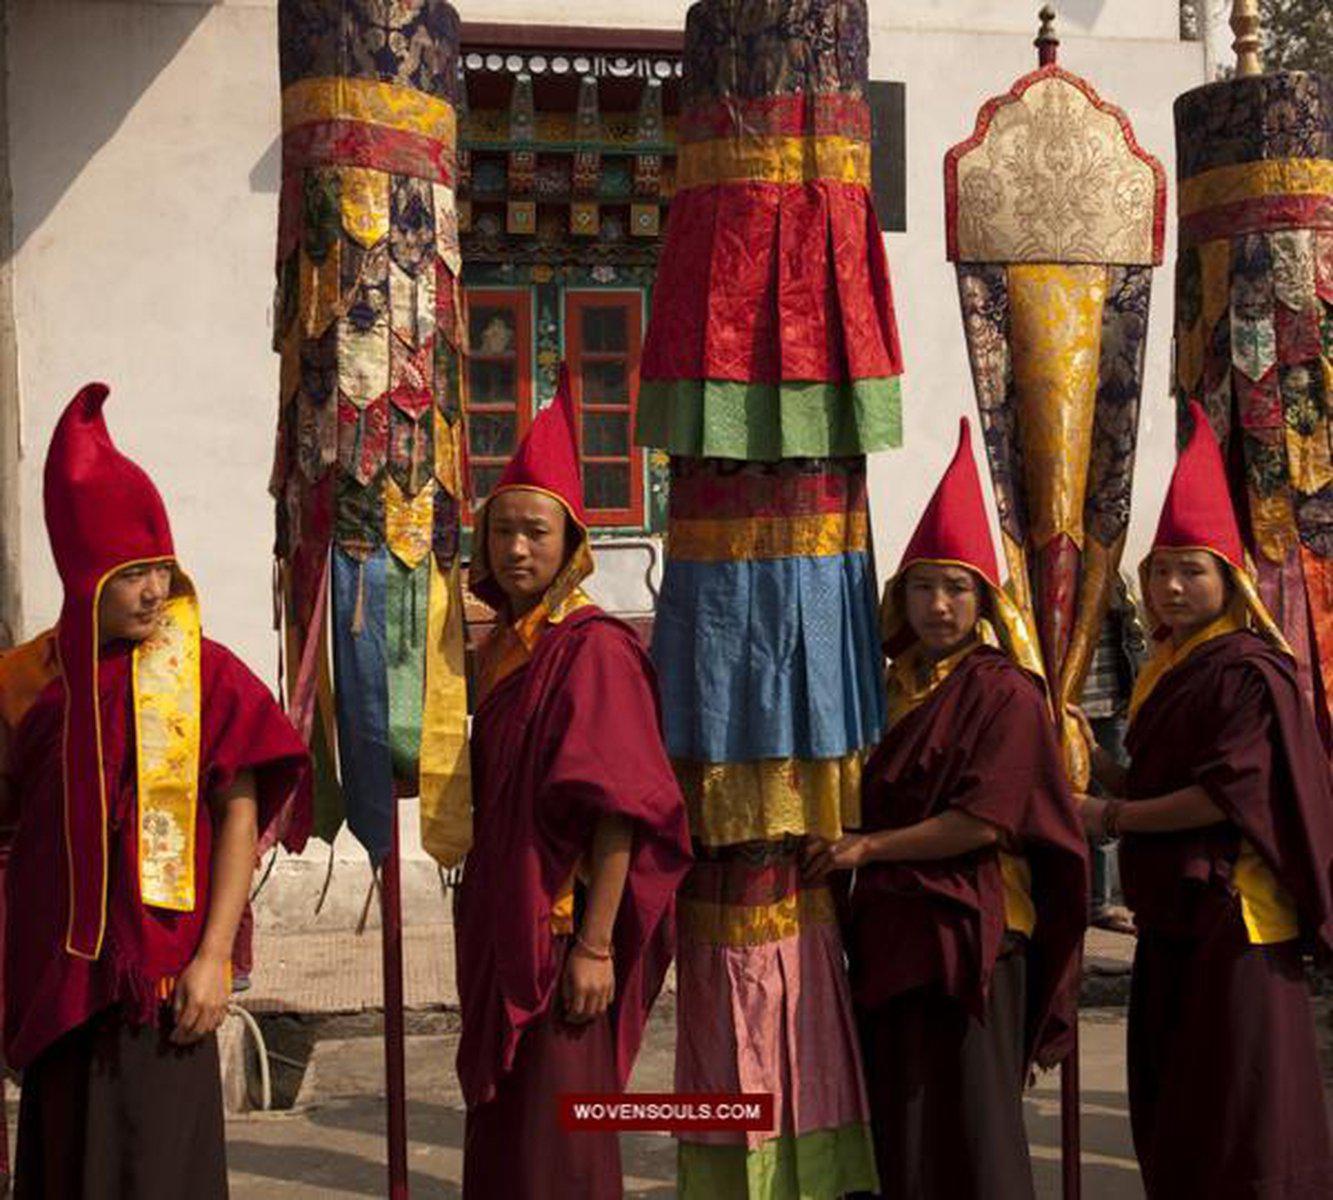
[216,923,1147,1197]
[224,1003,1146,1199]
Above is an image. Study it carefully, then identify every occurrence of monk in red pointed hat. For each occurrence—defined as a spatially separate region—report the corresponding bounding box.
[1075,402,1333,1198]
[455,365,691,1199]
[803,418,1087,1199]
[0,384,310,1198]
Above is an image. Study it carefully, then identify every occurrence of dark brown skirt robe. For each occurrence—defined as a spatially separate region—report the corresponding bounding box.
[14,1006,227,1200]
[857,939,1033,1200]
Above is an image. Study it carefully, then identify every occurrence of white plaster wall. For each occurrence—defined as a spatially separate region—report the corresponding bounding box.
[10,0,282,668]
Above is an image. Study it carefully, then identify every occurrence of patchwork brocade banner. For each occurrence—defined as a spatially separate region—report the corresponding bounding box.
[271,0,470,865]
[640,1,901,1195]
[1174,71,1333,737]
[945,43,1166,786]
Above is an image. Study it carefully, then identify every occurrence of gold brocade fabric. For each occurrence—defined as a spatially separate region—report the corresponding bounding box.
[1179,157,1333,218]
[668,512,869,562]
[950,72,1163,266]
[679,885,836,948]
[675,135,871,189]
[1126,585,1297,944]
[418,558,472,868]
[674,755,864,846]
[338,166,391,248]
[282,76,457,142]
[132,586,203,913]
[1008,263,1107,549]
[384,477,435,569]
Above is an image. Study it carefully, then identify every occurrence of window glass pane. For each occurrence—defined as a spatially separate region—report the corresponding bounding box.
[471,464,505,502]
[581,305,628,353]
[583,360,628,404]
[583,412,628,456]
[469,306,518,356]
[584,462,630,511]
[468,412,517,458]
[469,359,516,403]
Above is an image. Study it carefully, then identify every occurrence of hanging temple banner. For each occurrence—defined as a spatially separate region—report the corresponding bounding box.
[271,0,471,866]
[637,0,903,1192]
[1173,70,1333,737]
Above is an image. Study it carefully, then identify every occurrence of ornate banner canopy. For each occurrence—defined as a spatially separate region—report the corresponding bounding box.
[945,9,1165,786]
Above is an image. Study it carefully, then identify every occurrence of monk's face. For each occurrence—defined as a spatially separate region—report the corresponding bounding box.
[903,563,981,659]
[98,561,173,644]
[486,489,569,616]
[1147,549,1229,643]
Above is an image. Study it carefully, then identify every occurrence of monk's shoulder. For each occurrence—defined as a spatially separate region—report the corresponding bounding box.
[200,637,282,709]
[963,647,1047,714]
[560,609,650,668]
[0,629,60,732]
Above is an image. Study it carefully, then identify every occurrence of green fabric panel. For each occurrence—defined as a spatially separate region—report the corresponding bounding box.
[386,554,429,781]
[677,1122,878,1200]
[310,712,345,844]
[634,377,902,460]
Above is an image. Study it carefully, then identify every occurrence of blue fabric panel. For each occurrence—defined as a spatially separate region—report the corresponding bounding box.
[650,551,886,762]
[332,545,394,862]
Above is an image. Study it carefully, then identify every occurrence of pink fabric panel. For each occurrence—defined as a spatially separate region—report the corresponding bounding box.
[674,918,871,1151]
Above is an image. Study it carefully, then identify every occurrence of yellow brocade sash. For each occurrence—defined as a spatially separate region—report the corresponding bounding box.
[1127,602,1298,943]
[132,589,203,912]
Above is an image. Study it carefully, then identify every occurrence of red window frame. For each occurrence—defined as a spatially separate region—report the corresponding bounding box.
[463,288,533,525]
[564,290,644,528]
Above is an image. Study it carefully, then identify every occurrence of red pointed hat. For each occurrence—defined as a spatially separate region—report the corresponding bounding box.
[488,363,587,527]
[1151,401,1245,569]
[43,382,178,959]
[897,417,1000,586]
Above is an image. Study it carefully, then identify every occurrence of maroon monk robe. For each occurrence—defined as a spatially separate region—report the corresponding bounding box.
[848,646,1088,1067]
[1122,629,1333,1198]
[455,604,691,1116]
[4,637,310,1070]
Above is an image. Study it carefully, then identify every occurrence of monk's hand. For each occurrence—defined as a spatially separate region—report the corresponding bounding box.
[1075,793,1107,838]
[799,835,830,878]
[563,940,615,1025]
[803,834,869,881]
[171,952,231,1045]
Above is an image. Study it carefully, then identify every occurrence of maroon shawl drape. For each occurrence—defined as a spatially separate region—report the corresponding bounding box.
[455,606,691,1109]
[847,646,1088,1067]
[1123,629,1333,949]
[5,639,309,1069]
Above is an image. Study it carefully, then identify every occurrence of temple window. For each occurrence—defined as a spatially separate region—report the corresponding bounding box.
[458,26,682,535]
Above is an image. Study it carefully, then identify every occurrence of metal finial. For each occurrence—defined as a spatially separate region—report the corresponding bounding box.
[1230,0,1263,77]
[1036,5,1059,67]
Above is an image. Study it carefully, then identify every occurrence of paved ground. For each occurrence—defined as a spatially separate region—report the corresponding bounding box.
[222,1004,1143,1199]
